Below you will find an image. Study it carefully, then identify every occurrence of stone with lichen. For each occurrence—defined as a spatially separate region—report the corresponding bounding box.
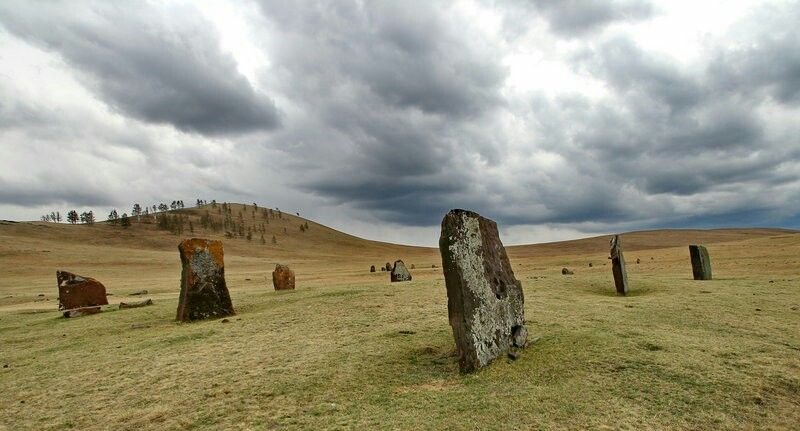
[57,270,108,314]
[272,264,296,290]
[176,238,234,321]
[439,209,527,373]
[390,260,412,282]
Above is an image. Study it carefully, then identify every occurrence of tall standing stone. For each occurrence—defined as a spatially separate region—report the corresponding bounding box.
[689,245,712,280]
[610,235,629,295]
[272,264,296,290]
[57,270,108,315]
[370,265,376,273]
[390,260,412,282]
[439,209,527,373]
[176,238,234,322]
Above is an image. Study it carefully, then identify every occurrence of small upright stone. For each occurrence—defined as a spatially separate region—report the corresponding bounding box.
[390,260,412,282]
[384,262,392,272]
[370,265,376,273]
[561,267,574,275]
[689,245,712,280]
[57,270,108,315]
[439,209,527,373]
[176,238,234,322]
[272,264,296,290]
[610,235,629,295]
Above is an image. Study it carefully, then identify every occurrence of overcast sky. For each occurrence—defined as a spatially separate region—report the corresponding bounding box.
[1,0,798,246]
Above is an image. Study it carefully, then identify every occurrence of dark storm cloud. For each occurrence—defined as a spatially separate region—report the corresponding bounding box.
[255,1,508,224]
[0,177,115,208]
[529,0,655,37]
[0,1,280,136]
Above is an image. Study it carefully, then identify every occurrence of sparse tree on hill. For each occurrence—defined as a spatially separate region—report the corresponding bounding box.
[56,211,61,223]
[67,210,78,224]
[189,220,194,234]
[300,224,306,232]
[246,230,252,241]
[120,213,131,227]
[260,233,266,244]
[158,203,168,212]
[211,200,217,208]
[304,221,309,230]
[132,203,142,217]
[108,209,119,224]
[271,235,277,244]
[80,211,95,225]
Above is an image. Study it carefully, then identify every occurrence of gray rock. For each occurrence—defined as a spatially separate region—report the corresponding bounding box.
[390,260,412,282]
[119,299,153,310]
[439,209,527,373]
[610,235,629,295]
[689,245,713,280]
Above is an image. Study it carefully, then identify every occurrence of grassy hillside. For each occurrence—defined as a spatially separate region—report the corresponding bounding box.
[0,206,798,430]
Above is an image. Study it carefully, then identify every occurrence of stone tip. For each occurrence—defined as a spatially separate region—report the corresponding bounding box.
[445,209,482,218]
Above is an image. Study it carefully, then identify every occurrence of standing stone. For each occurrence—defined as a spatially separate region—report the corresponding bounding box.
[57,270,108,315]
[385,262,392,272]
[176,238,234,322]
[610,235,629,295]
[272,264,296,290]
[689,245,712,280]
[561,267,574,275]
[390,260,412,282]
[439,209,527,373]
[370,265,376,273]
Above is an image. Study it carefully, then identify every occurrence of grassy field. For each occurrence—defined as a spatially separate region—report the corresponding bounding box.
[1,205,798,430]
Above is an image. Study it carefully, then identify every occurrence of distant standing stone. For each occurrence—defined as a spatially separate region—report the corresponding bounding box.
[176,238,235,322]
[439,209,527,373]
[689,245,712,280]
[272,264,296,290]
[610,235,629,295]
[57,270,108,314]
[390,260,412,282]
[385,262,392,272]
[588,262,593,267]
[370,265,376,273]
[561,267,574,275]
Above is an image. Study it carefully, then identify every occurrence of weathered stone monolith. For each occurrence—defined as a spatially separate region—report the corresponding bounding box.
[176,238,234,322]
[390,260,412,282]
[272,264,296,290]
[610,235,629,295]
[689,245,712,280]
[57,270,108,315]
[439,209,527,373]
[370,265,376,273]
[384,262,392,272]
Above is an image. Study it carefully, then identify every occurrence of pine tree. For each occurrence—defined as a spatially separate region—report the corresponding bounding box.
[108,209,119,224]
[260,233,266,244]
[271,235,277,244]
[67,210,79,224]
[120,213,131,227]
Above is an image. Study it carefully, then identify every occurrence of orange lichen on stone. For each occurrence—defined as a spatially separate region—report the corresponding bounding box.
[272,264,295,290]
[176,238,234,322]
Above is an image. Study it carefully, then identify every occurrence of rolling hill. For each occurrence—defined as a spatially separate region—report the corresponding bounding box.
[0,204,798,430]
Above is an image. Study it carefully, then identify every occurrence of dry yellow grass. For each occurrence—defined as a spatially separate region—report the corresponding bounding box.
[0,205,798,430]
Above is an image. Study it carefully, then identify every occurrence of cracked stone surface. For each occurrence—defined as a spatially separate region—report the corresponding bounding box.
[610,235,629,295]
[439,209,527,373]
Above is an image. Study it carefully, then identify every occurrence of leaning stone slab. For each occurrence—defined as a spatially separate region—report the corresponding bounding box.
[119,299,154,310]
[57,270,108,312]
[176,238,234,322]
[610,235,629,295]
[272,264,295,290]
[390,260,412,282]
[439,209,527,373]
[63,306,102,318]
[689,245,712,280]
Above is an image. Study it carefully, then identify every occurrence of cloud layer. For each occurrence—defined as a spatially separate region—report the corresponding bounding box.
[0,0,798,244]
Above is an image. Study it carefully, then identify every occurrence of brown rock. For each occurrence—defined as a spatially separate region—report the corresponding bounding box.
[561,267,574,275]
[272,264,296,290]
[370,265,376,273]
[390,260,412,282]
[57,270,108,313]
[176,238,235,322]
[610,235,629,295]
[385,262,392,272]
[439,209,527,373]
